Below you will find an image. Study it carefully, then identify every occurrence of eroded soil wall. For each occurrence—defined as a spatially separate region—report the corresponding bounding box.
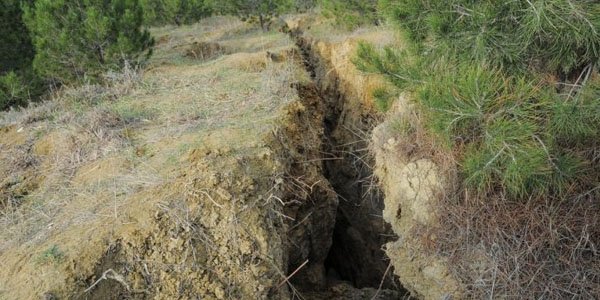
[290,32,404,294]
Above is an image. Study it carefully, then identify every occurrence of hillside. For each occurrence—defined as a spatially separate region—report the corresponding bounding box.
[0,15,405,299]
[2,10,599,300]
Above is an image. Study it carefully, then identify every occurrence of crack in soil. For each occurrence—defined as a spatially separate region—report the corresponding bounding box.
[288,30,409,298]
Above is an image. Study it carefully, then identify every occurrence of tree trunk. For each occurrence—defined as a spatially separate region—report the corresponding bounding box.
[259,14,266,32]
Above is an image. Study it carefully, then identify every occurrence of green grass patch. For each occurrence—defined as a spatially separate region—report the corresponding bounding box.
[36,245,65,265]
[110,99,157,123]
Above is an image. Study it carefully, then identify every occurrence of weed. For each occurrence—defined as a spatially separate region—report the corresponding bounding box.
[37,245,64,264]
[371,86,394,112]
[185,42,227,61]
[110,101,156,124]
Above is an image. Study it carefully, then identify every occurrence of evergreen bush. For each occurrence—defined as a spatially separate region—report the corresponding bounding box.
[320,0,378,30]
[293,0,316,12]
[0,0,44,110]
[0,0,35,74]
[0,72,28,110]
[24,0,155,84]
[378,0,600,74]
[356,0,600,200]
[142,0,213,26]
[218,0,292,31]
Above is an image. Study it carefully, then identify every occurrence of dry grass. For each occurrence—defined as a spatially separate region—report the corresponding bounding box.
[302,15,396,45]
[0,14,312,299]
[185,42,228,60]
[390,97,600,298]
[431,193,600,299]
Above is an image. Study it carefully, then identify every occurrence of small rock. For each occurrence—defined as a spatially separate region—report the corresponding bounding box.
[42,292,56,300]
[214,286,225,299]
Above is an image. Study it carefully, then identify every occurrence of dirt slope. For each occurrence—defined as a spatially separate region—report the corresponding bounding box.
[0,17,310,299]
[1,15,418,300]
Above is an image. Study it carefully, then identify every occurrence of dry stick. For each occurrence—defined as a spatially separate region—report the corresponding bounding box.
[289,212,313,231]
[262,254,307,300]
[566,63,593,101]
[371,262,393,300]
[113,180,118,220]
[83,269,130,294]
[277,259,309,288]
[198,189,224,208]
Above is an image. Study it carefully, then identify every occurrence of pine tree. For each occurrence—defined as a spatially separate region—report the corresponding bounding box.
[378,0,600,74]
[355,0,600,200]
[141,0,168,25]
[0,0,43,110]
[293,0,316,12]
[0,0,35,74]
[142,0,213,26]
[173,0,213,25]
[221,0,292,31]
[24,0,155,84]
[320,0,378,30]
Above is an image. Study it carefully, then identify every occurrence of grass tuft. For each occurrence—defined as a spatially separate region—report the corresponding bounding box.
[36,245,65,264]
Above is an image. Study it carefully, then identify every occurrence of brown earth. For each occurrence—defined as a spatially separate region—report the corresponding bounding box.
[0,16,412,300]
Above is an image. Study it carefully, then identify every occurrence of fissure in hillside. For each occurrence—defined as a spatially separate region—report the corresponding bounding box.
[288,33,407,296]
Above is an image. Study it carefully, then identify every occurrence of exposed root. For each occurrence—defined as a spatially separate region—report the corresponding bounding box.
[278,259,310,288]
[83,269,131,294]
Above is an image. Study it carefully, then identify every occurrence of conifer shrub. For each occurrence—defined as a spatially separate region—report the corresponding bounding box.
[293,0,316,12]
[0,71,45,111]
[142,0,213,26]
[0,0,44,110]
[0,72,27,110]
[217,0,292,31]
[320,0,378,30]
[357,0,600,201]
[24,0,155,84]
[0,0,35,74]
[358,46,599,201]
[378,0,600,74]
[371,86,395,112]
